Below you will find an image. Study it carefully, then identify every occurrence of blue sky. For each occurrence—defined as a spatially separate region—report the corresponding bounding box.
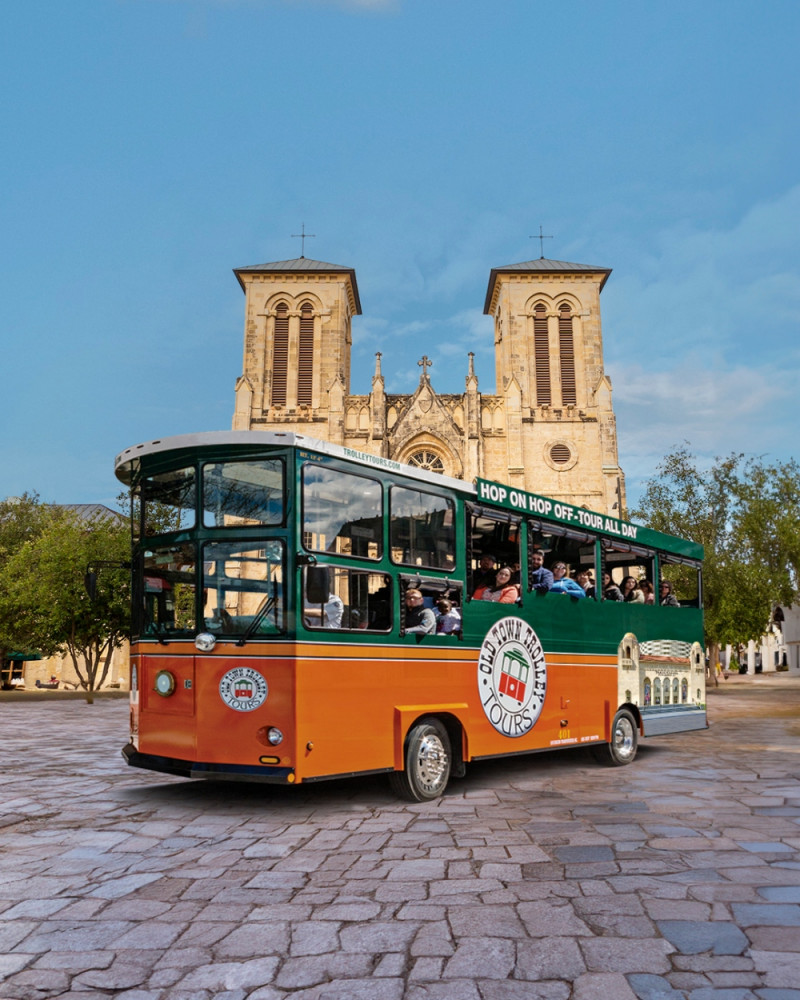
[2,0,798,510]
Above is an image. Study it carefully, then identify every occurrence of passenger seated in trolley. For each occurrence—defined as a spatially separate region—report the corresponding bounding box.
[550,562,586,598]
[472,566,519,603]
[404,588,436,634]
[659,581,680,606]
[304,591,344,629]
[435,599,461,634]
[530,550,553,593]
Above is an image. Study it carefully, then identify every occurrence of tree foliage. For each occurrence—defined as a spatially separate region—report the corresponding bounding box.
[0,508,130,702]
[632,445,799,648]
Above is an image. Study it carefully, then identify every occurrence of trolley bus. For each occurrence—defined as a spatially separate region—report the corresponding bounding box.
[115,431,706,800]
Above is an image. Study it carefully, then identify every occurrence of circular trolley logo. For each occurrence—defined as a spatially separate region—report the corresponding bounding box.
[219,666,268,712]
[477,617,547,738]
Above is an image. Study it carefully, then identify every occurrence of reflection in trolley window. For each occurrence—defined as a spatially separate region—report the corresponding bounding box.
[390,486,455,570]
[202,460,284,527]
[302,464,382,559]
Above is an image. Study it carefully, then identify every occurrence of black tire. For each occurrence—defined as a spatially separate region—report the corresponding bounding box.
[389,717,452,801]
[593,708,638,766]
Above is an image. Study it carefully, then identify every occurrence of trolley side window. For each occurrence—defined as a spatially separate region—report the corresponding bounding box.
[467,507,521,595]
[202,540,284,636]
[302,464,382,559]
[530,521,597,595]
[303,566,392,631]
[140,543,197,636]
[659,553,702,608]
[390,487,455,570]
[202,459,284,527]
[141,467,196,536]
[601,539,656,603]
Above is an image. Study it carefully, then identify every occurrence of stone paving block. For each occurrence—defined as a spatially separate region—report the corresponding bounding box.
[75,961,151,990]
[480,862,523,880]
[572,972,639,1000]
[745,926,800,952]
[448,903,526,938]
[626,971,697,998]
[516,936,586,980]
[580,937,673,973]
[755,991,800,999]
[292,979,404,1000]
[174,919,240,947]
[410,921,454,957]
[339,919,418,952]
[442,937,516,978]
[709,973,764,988]
[642,898,711,920]
[673,956,755,973]
[657,920,750,955]
[758,887,800,903]
[374,952,407,976]
[110,919,186,949]
[289,920,340,956]
[409,956,445,979]
[687,990,758,1000]
[175,956,281,990]
[517,901,593,937]
[215,921,291,957]
[732,903,800,926]
[274,952,373,989]
[406,980,482,999]
[0,898,72,920]
[749,951,800,988]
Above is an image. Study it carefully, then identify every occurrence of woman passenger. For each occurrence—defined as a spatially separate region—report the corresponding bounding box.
[473,566,519,604]
[639,580,655,605]
[621,576,644,603]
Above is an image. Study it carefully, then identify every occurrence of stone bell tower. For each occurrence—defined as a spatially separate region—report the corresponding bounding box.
[232,257,361,437]
[484,258,625,513]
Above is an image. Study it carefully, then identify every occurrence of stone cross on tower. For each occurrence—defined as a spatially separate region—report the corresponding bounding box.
[418,355,432,381]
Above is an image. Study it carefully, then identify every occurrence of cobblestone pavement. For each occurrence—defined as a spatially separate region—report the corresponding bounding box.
[1,675,799,1000]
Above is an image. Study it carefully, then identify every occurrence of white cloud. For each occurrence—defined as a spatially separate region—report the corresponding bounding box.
[600,184,800,503]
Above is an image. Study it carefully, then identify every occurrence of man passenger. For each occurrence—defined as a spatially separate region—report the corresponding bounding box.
[473,553,497,591]
[530,550,554,593]
[404,588,436,634]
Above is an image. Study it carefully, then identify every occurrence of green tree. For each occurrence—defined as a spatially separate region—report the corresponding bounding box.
[0,509,130,702]
[0,493,51,685]
[632,446,799,681]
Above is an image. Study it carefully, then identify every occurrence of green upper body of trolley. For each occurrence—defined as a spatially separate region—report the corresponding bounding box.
[115,431,704,656]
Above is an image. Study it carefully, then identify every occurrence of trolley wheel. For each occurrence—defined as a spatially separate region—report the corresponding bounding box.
[389,717,452,802]
[594,708,638,766]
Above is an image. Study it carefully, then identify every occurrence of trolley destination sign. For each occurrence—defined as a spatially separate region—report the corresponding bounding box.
[475,478,703,562]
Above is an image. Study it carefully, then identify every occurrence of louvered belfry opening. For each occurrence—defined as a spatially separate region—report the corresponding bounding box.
[271,302,289,406]
[297,301,314,406]
[558,303,577,406]
[533,303,551,405]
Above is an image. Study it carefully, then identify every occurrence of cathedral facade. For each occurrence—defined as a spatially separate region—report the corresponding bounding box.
[232,255,625,514]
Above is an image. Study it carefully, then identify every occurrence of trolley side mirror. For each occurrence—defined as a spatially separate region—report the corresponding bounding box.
[84,561,131,601]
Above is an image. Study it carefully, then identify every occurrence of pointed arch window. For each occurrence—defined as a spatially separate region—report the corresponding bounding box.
[533,304,551,405]
[558,303,577,405]
[271,302,289,406]
[297,301,314,406]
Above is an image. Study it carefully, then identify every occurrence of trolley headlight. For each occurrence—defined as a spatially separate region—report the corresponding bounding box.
[154,670,176,697]
[195,632,217,652]
[267,727,284,746]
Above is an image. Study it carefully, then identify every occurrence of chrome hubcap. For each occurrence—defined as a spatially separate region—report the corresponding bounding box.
[613,717,635,760]
[414,733,448,792]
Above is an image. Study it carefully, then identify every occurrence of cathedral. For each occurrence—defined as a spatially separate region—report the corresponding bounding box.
[232,254,626,515]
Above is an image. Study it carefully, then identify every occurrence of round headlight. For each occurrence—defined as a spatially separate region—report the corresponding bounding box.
[267,727,284,746]
[154,670,176,697]
[195,632,217,652]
